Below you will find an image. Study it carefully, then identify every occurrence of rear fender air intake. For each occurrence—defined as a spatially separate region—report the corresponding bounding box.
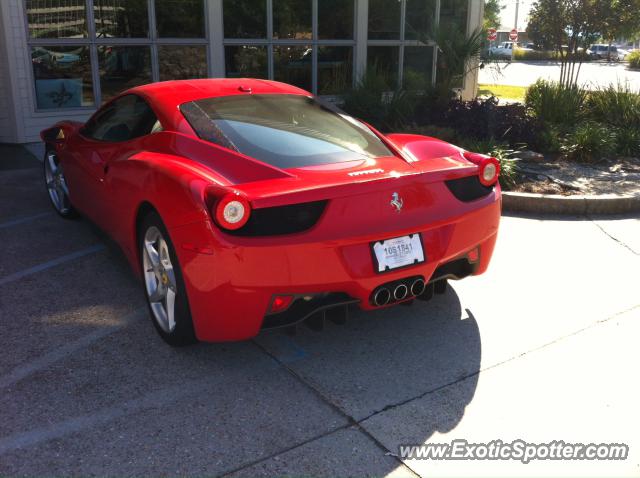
[445,175,494,202]
[225,200,327,236]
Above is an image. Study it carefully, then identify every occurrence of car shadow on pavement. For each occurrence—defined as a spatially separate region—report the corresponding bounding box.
[242,284,482,475]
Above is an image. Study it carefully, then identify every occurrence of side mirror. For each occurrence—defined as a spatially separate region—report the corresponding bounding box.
[41,126,65,143]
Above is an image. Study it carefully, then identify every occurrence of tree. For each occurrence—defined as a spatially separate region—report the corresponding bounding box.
[527,0,603,87]
[599,0,640,46]
[483,0,503,30]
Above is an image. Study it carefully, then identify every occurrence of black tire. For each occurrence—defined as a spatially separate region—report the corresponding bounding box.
[44,148,77,219]
[139,210,197,346]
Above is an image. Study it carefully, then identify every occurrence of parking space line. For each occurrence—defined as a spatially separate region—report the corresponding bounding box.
[0,308,146,390]
[0,379,207,456]
[0,212,50,230]
[0,244,105,286]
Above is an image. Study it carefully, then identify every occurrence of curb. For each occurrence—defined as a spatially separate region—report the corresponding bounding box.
[502,191,640,215]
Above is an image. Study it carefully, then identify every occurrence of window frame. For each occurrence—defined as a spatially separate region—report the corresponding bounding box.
[24,0,210,112]
[222,0,357,96]
[366,0,440,89]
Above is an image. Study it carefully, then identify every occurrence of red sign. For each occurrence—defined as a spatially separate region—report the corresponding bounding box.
[487,28,497,41]
[509,29,518,41]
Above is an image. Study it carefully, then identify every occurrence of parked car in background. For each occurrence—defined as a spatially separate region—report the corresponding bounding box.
[616,48,629,61]
[488,42,533,59]
[587,44,619,61]
[489,42,515,59]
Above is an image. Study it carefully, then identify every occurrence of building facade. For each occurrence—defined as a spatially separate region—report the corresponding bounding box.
[0,0,483,144]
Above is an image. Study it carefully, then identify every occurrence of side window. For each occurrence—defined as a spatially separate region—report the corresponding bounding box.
[82,94,160,142]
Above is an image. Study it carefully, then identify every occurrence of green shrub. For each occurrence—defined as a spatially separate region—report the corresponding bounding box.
[586,83,640,129]
[525,79,587,125]
[615,127,640,157]
[561,122,615,162]
[512,49,559,61]
[341,68,417,131]
[535,124,563,153]
[341,69,393,129]
[628,51,640,70]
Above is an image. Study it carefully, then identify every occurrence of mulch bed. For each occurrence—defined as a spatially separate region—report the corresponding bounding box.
[508,155,640,196]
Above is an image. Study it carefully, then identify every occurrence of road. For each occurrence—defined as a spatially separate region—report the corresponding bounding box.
[479,61,640,90]
[1,147,639,476]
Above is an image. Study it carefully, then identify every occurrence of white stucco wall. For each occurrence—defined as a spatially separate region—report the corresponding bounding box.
[0,1,18,143]
[461,0,484,101]
[0,58,11,143]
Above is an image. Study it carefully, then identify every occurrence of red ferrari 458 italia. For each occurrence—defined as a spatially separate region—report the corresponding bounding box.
[41,79,501,346]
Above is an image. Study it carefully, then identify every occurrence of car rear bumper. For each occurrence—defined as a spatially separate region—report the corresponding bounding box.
[170,192,501,342]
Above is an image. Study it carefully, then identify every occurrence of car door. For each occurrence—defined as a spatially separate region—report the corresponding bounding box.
[65,94,160,231]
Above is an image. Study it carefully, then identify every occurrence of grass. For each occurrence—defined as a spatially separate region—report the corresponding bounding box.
[478,84,527,102]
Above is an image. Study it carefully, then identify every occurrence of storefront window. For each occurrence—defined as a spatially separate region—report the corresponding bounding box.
[403,45,433,88]
[26,0,88,39]
[440,0,469,33]
[367,0,444,90]
[318,0,354,40]
[158,46,208,81]
[31,46,94,108]
[94,0,149,38]
[223,0,355,94]
[318,47,353,95]
[24,0,470,109]
[274,46,312,91]
[225,46,268,78]
[404,0,436,40]
[25,0,210,109]
[223,0,267,39]
[155,0,205,38]
[98,46,152,101]
[367,46,399,88]
[368,0,401,40]
[273,0,312,40]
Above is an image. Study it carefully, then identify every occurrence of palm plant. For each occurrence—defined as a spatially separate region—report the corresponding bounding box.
[419,27,485,104]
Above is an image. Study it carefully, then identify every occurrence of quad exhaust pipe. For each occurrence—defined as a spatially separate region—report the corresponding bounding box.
[371,276,430,306]
[393,284,408,301]
[410,278,425,296]
[372,287,391,306]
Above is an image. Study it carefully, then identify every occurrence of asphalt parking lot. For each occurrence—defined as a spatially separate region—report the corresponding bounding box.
[479,60,640,90]
[1,147,639,477]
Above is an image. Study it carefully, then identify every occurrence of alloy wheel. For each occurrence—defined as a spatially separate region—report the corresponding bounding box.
[142,226,178,333]
[44,151,70,214]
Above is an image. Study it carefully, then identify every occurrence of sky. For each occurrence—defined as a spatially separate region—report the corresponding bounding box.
[498,0,535,30]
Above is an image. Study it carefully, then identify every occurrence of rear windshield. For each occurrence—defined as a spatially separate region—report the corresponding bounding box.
[180,94,393,169]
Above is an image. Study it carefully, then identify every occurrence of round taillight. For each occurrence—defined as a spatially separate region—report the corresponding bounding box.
[214,193,251,230]
[479,158,500,186]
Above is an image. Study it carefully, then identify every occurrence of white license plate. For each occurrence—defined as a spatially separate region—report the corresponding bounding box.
[371,234,425,273]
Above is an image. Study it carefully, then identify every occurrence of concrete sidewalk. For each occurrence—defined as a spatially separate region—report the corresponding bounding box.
[0,155,639,476]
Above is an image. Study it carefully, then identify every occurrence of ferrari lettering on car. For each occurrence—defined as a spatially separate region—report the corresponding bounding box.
[40,78,501,346]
